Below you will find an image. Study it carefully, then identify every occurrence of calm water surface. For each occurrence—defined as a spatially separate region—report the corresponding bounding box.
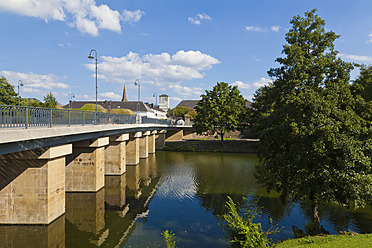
[2,151,372,247]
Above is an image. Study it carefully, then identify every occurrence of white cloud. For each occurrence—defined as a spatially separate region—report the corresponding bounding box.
[368,34,372,43]
[231,81,250,89]
[246,25,281,32]
[91,4,121,32]
[0,1,144,36]
[188,13,211,25]
[254,77,272,87]
[271,25,281,32]
[99,92,121,100]
[169,85,203,97]
[0,71,69,90]
[338,53,372,62]
[122,9,145,24]
[85,50,220,86]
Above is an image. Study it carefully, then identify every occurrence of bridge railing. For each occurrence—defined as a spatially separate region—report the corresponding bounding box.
[0,105,170,128]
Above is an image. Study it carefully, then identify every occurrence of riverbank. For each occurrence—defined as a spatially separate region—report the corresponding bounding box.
[163,139,258,153]
[275,233,372,247]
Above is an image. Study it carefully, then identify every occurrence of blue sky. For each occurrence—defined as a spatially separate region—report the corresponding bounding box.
[1,0,372,108]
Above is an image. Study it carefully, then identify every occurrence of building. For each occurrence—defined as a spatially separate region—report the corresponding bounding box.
[63,85,167,119]
[176,100,199,109]
[158,94,170,111]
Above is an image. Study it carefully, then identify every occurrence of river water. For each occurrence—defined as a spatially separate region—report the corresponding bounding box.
[1,151,372,247]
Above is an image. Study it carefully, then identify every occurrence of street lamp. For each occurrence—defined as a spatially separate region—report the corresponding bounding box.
[18,80,24,106]
[88,49,98,124]
[69,92,75,109]
[153,93,157,117]
[134,79,140,123]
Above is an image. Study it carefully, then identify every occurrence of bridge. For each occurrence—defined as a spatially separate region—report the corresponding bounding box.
[0,105,194,225]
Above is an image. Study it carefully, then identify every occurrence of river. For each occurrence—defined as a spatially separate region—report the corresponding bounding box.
[1,151,372,247]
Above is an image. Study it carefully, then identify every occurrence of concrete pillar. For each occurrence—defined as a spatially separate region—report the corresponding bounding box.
[155,130,167,150]
[0,215,65,248]
[166,129,184,141]
[66,137,109,192]
[65,189,105,235]
[126,132,142,165]
[139,131,150,159]
[148,130,157,154]
[0,144,71,224]
[105,134,129,175]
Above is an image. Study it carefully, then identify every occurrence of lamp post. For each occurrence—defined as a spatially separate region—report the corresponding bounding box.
[17,80,24,106]
[68,92,75,109]
[153,93,157,117]
[88,49,98,124]
[134,79,140,123]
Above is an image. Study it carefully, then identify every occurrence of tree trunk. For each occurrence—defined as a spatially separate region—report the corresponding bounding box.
[313,199,321,235]
[220,131,224,142]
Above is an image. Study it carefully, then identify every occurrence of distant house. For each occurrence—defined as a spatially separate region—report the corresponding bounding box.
[62,85,167,119]
[176,100,199,109]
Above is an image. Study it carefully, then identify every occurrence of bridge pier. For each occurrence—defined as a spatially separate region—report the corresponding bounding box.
[66,137,108,192]
[139,131,150,159]
[105,134,129,175]
[155,130,167,150]
[126,132,142,165]
[0,144,71,224]
[148,130,157,154]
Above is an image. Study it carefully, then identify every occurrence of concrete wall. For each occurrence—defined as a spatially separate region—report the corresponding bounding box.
[105,134,129,175]
[165,129,183,141]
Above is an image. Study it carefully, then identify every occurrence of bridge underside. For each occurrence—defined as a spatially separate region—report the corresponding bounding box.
[0,125,193,224]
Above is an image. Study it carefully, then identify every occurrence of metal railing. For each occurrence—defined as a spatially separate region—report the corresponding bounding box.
[0,105,170,128]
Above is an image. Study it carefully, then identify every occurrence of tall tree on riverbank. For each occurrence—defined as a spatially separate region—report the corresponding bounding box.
[351,64,372,101]
[251,9,372,235]
[194,82,246,141]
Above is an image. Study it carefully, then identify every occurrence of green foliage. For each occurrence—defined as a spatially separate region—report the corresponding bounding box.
[275,233,372,248]
[43,92,58,108]
[220,196,278,248]
[193,82,246,141]
[169,106,193,117]
[351,64,372,101]
[0,76,17,105]
[109,108,135,115]
[251,9,372,234]
[161,230,176,248]
[80,104,107,112]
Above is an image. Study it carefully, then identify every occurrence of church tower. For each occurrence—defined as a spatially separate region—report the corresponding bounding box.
[159,94,169,111]
[121,85,128,102]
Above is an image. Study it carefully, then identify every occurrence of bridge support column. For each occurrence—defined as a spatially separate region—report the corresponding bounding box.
[148,130,157,154]
[139,131,150,159]
[126,132,142,165]
[105,174,129,217]
[66,137,109,192]
[155,130,167,150]
[0,144,71,224]
[105,134,129,175]
[166,129,184,141]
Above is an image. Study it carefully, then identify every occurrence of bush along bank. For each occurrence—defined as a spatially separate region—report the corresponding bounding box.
[163,140,258,153]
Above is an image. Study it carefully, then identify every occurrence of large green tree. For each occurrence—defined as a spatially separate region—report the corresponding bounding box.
[351,65,372,101]
[0,76,18,105]
[251,9,372,234]
[43,92,58,108]
[193,82,246,141]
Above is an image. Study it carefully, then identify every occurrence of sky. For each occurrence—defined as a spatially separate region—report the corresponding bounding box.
[1,0,372,108]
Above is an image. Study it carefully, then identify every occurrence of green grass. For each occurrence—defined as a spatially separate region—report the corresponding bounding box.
[275,234,372,248]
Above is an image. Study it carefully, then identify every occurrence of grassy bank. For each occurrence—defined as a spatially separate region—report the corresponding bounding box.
[163,140,258,153]
[275,234,372,247]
